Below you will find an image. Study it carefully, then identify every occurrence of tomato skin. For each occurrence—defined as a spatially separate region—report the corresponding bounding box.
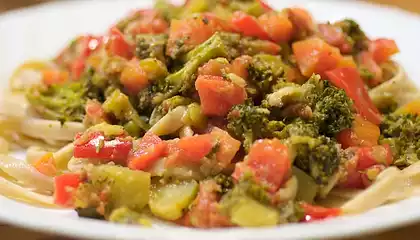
[258,12,293,43]
[177,134,214,163]
[337,115,380,149]
[357,144,393,170]
[195,75,247,117]
[325,67,382,125]
[198,59,232,77]
[54,173,81,207]
[357,51,383,87]
[231,11,271,40]
[231,55,253,79]
[107,27,133,59]
[33,153,57,177]
[242,139,291,193]
[369,38,399,64]
[85,99,109,125]
[128,133,167,171]
[292,37,342,77]
[73,132,133,165]
[300,203,341,222]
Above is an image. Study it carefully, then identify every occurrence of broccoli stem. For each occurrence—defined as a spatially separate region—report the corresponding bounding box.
[152,32,228,105]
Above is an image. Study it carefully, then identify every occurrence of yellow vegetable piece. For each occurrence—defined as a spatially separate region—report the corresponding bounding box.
[149,180,199,221]
[395,99,420,115]
[230,197,280,227]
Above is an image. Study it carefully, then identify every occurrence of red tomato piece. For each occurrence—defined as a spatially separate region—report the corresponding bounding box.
[357,144,393,170]
[292,37,342,77]
[369,38,399,64]
[258,12,293,43]
[300,203,341,222]
[230,55,253,79]
[195,75,247,117]
[198,59,232,77]
[107,27,133,59]
[177,134,214,163]
[128,133,167,171]
[325,67,382,125]
[210,127,241,168]
[357,51,383,87]
[337,115,380,149]
[85,99,108,125]
[231,11,271,40]
[54,173,81,207]
[317,24,348,51]
[246,139,291,193]
[73,132,133,165]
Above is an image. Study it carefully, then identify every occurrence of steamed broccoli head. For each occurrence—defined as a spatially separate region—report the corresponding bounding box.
[380,113,420,166]
[288,135,340,185]
[135,34,168,63]
[312,81,354,136]
[279,119,319,139]
[227,99,285,152]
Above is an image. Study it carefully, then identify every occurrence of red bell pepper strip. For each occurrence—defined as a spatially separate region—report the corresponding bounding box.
[325,67,382,125]
[300,202,341,222]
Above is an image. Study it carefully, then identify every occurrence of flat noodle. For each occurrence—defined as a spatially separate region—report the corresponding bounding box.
[148,106,187,136]
[20,118,85,142]
[26,146,49,164]
[0,92,29,119]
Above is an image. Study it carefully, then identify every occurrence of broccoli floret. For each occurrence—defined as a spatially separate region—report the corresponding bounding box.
[279,119,319,139]
[227,99,285,151]
[287,135,340,185]
[137,32,228,111]
[213,173,234,194]
[312,81,354,136]
[26,81,89,123]
[135,34,168,63]
[380,113,420,167]
[335,19,369,53]
[103,89,150,132]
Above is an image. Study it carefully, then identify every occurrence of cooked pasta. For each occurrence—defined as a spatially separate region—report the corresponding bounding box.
[0,0,419,229]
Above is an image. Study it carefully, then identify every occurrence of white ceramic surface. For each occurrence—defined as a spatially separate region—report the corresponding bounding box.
[0,0,420,239]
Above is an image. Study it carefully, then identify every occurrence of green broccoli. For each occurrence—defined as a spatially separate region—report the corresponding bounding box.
[137,32,229,111]
[213,173,235,194]
[227,99,285,152]
[380,113,420,167]
[135,34,168,63]
[287,135,340,185]
[312,81,354,136]
[26,81,89,123]
[334,19,369,53]
[279,119,319,139]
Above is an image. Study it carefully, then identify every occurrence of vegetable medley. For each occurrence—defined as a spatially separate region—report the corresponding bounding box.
[21,0,420,228]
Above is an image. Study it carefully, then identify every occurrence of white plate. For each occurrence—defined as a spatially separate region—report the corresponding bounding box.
[0,0,420,239]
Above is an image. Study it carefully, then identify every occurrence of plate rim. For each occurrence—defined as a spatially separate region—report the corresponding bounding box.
[1,0,420,239]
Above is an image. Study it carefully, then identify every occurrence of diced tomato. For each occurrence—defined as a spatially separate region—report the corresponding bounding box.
[120,58,149,94]
[292,37,342,77]
[177,134,214,163]
[210,127,241,168]
[167,14,232,58]
[337,115,380,149]
[339,153,364,189]
[54,173,81,207]
[369,38,399,64]
[125,10,168,35]
[243,139,291,193]
[33,153,57,177]
[85,99,108,125]
[42,70,69,86]
[198,59,232,77]
[188,180,233,228]
[128,133,167,171]
[73,132,133,165]
[286,8,315,39]
[325,68,382,125]
[258,12,293,43]
[357,144,393,170]
[300,203,341,222]
[231,11,271,40]
[231,55,253,79]
[318,24,345,47]
[107,27,133,59]
[195,75,247,116]
[357,51,383,87]
[70,57,86,80]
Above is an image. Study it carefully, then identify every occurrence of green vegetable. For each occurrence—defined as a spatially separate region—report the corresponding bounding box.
[124,121,142,137]
[154,0,182,20]
[149,180,199,221]
[287,135,340,185]
[184,103,208,129]
[137,32,228,111]
[108,207,152,226]
[103,89,150,131]
[213,173,234,194]
[380,113,420,167]
[135,34,168,63]
[229,196,280,227]
[149,96,192,126]
[335,19,369,53]
[90,165,151,212]
[75,207,104,220]
[292,167,317,203]
[228,0,265,17]
[227,99,285,152]
[138,58,169,81]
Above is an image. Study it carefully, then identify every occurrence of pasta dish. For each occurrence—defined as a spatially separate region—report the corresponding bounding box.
[1,0,420,228]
